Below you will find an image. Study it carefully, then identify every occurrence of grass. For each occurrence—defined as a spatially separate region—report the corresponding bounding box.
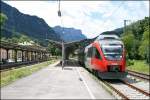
[0,59,58,87]
[127,60,149,75]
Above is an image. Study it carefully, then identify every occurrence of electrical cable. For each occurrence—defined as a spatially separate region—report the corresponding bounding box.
[101,1,125,28]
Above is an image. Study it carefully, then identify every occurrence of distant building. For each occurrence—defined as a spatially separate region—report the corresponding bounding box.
[18,41,34,46]
[0,40,50,64]
[0,48,7,61]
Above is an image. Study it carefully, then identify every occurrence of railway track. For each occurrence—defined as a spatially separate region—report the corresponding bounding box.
[0,59,57,72]
[96,75,150,99]
[121,80,150,97]
[0,68,14,72]
[104,80,149,99]
[0,65,27,72]
[0,63,33,72]
[127,70,150,81]
[82,66,150,99]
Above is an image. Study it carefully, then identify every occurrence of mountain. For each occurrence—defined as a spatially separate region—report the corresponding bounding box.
[1,1,61,46]
[53,26,87,42]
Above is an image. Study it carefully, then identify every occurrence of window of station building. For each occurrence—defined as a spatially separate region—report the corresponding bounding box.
[92,47,102,60]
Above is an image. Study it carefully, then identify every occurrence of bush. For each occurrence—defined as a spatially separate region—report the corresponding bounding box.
[127,60,149,74]
[127,59,134,66]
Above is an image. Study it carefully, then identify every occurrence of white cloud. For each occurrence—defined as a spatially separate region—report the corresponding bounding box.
[3,1,149,39]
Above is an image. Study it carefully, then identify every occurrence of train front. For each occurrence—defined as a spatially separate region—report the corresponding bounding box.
[98,39,128,79]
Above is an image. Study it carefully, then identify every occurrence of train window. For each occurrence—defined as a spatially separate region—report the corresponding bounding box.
[93,47,102,60]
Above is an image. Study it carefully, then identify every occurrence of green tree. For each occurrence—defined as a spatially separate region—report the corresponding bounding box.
[55,48,61,56]
[122,31,136,59]
[138,26,150,62]
[0,13,8,39]
[19,34,31,43]
[0,13,8,26]
[121,17,150,60]
[47,42,56,56]
[9,37,19,43]
[47,42,61,56]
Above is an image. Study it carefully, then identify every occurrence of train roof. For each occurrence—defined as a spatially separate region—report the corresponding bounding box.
[85,35,123,50]
[98,39,123,45]
[96,34,120,40]
[95,34,122,45]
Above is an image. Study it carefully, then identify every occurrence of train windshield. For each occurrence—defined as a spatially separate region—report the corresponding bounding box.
[102,45,123,60]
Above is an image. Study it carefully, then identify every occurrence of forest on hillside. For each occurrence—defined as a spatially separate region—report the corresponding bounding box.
[0,13,38,45]
[121,17,149,63]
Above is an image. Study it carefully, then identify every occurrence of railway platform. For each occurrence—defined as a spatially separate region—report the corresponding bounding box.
[1,60,114,99]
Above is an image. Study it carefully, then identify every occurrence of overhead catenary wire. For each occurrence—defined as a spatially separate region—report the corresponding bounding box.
[101,1,125,28]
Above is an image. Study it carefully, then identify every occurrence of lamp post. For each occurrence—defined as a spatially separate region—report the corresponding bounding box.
[124,20,131,34]
[58,0,65,68]
[62,40,64,68]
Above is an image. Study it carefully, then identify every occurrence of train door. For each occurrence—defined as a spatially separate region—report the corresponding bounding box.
[85,47,93,70]
[91,47,104,71]
[84,49,88,68]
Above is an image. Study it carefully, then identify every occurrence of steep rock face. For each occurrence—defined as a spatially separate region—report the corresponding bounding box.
[1,1,61,46]
[53,26,87,42]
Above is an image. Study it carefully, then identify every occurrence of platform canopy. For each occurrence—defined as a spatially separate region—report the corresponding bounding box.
[48,38,96,67]
[0,40,48,53]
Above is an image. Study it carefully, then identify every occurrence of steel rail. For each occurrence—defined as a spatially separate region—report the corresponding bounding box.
[121,80,150,97]
[0,59,56,72]
[0,62,37,72]
[127,70,150,81]
[102,80,129,100]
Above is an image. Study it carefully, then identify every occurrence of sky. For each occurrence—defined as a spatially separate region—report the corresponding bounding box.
[3,1,149,38]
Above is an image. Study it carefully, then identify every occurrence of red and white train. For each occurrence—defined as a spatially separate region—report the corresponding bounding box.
[78,35,127,79]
